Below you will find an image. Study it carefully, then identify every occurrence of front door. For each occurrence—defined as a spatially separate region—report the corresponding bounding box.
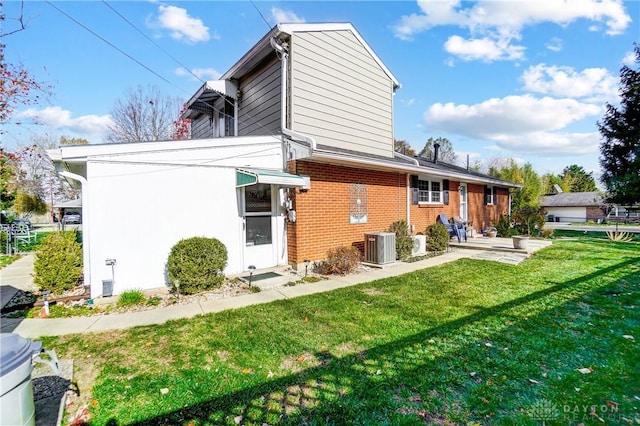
[459,183,468,221]
[243,183,275,270]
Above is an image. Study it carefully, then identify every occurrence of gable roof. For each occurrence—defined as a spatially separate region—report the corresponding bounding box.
[222,23,399,88]
[539,192,606,207]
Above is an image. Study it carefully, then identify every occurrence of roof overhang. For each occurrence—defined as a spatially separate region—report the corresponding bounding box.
[54,198,82,209]
[183,80,238,119]
[221,23,400,89]
[299,148,522,188]
[236,168,309,188]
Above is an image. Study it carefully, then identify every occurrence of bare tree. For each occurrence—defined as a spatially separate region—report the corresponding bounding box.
[106,85,183,143]
[1,4,53,129]
[15,134,78,220]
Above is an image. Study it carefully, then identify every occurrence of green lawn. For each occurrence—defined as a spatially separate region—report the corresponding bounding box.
[44,239,639,425]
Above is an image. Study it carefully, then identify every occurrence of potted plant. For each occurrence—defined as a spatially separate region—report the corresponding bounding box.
[512,207,545,250]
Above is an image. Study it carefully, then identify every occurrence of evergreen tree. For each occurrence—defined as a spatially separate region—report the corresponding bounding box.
[598,44,640,205]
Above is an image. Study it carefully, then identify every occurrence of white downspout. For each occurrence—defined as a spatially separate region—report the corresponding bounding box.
[271,37,317,153]
[59,171,92,297]
[393,152,418,231]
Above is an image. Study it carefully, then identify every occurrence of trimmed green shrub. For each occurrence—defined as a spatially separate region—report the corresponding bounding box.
[494,213,516,237]
[425,223,449,252]
[167,237,228,295]
[33,231,83,295]
[388,220,413,261]
[315,245,361,275]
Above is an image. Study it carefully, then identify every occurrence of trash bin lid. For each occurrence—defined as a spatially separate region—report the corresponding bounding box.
[0,333,42,377]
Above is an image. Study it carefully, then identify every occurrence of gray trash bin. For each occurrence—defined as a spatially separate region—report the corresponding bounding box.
[0,333,43,426]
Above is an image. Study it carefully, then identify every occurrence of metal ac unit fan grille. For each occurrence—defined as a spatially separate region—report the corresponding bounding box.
[364,232,396,264]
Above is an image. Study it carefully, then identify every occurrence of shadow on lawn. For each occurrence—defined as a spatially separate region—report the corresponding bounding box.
[108,256,638,426]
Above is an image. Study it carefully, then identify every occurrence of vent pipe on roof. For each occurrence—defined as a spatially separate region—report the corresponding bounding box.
[433,142,440,164]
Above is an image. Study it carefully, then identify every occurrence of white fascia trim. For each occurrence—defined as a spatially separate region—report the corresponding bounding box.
[310,150,520,188]
[277,22,400,89]
[221,26,279,80]
[51,136,281,162]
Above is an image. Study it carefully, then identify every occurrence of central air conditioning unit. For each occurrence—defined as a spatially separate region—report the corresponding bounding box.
[411,235,426,256]
[364,232,396,265]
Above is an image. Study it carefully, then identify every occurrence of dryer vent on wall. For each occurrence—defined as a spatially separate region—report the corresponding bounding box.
[364,232,396,265]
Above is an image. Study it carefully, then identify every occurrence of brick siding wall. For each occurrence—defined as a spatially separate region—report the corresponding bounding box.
[287,161,406,265]
[286,160,512,265]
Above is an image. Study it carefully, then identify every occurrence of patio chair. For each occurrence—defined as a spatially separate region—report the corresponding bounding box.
[437,212,466,243]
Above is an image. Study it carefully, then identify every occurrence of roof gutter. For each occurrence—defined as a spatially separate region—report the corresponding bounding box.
[394,151,419,166]
[310,149,522,188]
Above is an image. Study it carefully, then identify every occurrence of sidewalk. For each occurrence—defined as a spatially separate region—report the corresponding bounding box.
[0,238,550,338]
[1,249,478,338]
[0,253,36,308]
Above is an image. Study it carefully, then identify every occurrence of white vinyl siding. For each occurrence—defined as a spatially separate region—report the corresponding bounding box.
[238,55,281,136]
[290,30,394,158]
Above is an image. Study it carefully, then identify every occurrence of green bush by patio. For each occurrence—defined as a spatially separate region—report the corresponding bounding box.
[33,230,83,295]
[388,219,413,260]
[425,222,449,252]
[167,236,228,294]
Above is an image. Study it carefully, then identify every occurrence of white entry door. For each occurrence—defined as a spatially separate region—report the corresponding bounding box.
[243,183,276,270]
[459,183,468,221]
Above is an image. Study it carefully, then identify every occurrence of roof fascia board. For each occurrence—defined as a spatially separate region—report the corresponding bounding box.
[221,26,279,80]
[308,150,521,188]
[49,136,281,163]
[278,23,400,89]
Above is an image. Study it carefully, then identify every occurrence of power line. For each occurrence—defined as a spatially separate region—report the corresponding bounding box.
[46,1,283,141]
[101,1,206,85]
[250,0,271,31]
[45,1,179,90]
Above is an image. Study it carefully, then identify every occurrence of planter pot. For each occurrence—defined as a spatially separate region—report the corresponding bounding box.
[512,235,530,250]
[486,230,497,238]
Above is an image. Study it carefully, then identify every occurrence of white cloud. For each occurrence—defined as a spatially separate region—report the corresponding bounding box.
[444,35,525,62]
[271,7,305,24]
[175,67,221,81]
[521,64,618,101]
[622,50,637,66]
[545,37,563,52]
[154,5,210,44]
[393,0,631,61]
[424,95,602,154]
[17,106,112,136]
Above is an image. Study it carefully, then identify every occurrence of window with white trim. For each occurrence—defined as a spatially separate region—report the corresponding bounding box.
[418,178,442,203]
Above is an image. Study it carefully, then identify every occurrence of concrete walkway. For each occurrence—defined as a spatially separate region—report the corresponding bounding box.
[1,238,550,339]
[0,253,36,307]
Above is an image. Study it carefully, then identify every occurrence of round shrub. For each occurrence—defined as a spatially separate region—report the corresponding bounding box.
[33,231,83,295]
[315,245,361,275]
[167,237,228,295]
[388,220,413,261]
[425,223,449,252]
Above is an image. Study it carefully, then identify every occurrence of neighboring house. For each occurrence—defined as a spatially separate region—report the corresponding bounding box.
[539,191,608,222]
[49,23,520,298]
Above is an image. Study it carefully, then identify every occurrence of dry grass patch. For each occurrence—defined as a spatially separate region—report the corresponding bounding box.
[361,287,386,296]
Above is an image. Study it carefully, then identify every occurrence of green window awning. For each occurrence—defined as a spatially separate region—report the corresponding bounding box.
[236,168,307,188]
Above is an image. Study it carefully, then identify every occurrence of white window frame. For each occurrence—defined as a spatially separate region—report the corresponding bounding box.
[417,177,443,204]
[486,186,495,205]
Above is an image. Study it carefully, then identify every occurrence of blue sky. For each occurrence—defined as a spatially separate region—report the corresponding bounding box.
[2,0,638,179]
